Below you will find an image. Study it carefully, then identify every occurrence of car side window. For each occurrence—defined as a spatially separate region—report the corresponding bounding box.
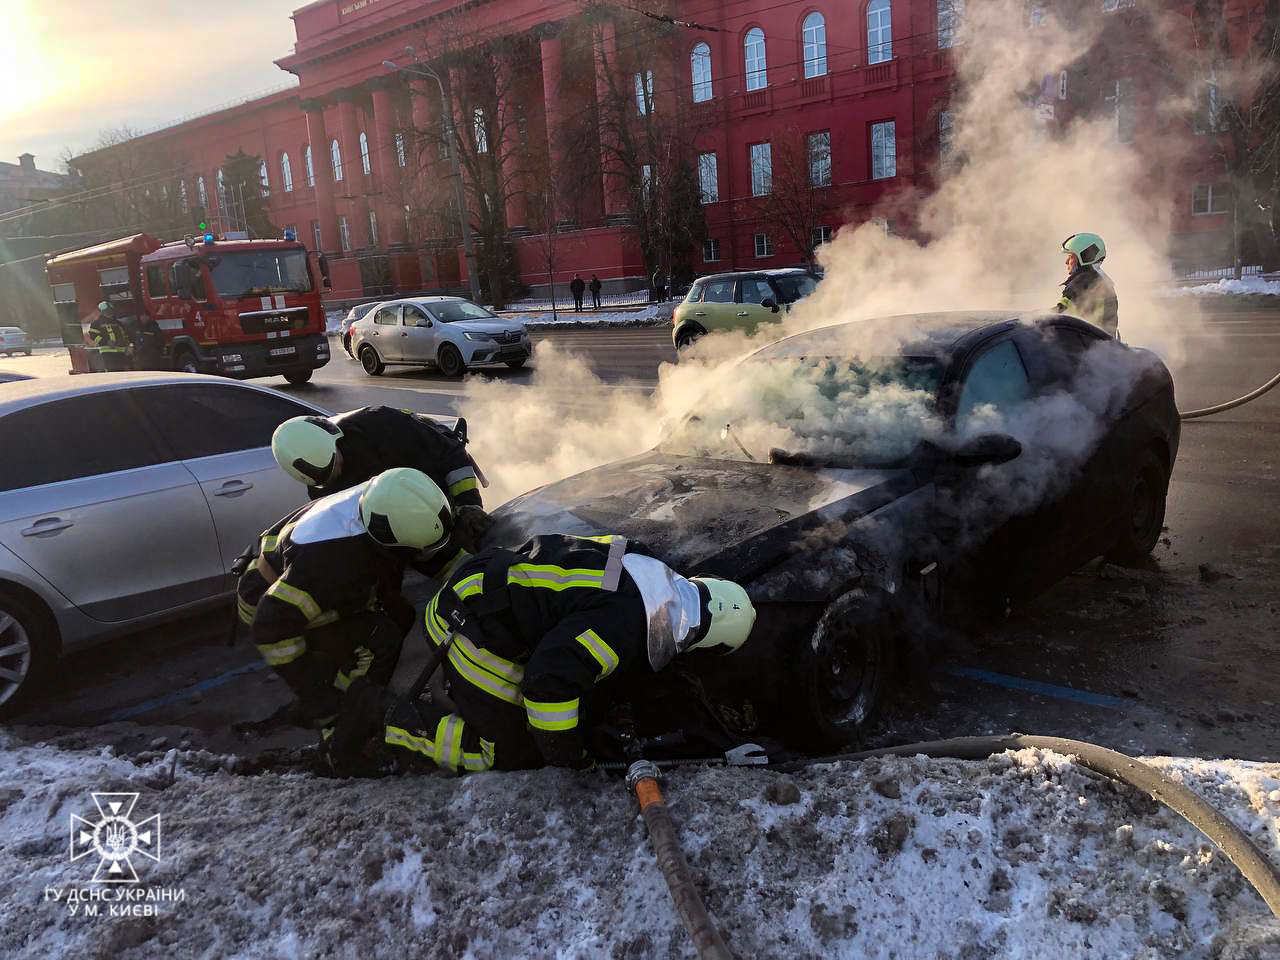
[0,393,162,492]
[374,306,400,325]
[131,384,317,460]
[956,340,1031,421]
[403,305,429,326]
[702,280,734,303]
[738,278,774,304]
[686,282,705,303]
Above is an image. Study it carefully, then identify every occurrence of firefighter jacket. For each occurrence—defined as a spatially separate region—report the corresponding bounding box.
[308,405,482,509]
[1056,265,1118,337]
[237,482,412,725]
[384,534,651,772]
[87,317,129,354]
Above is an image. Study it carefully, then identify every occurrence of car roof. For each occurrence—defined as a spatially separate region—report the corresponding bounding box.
[695,268,813,282]
[0,372,327,417]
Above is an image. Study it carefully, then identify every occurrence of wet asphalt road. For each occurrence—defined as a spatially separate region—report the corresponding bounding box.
[1,309,1277,761]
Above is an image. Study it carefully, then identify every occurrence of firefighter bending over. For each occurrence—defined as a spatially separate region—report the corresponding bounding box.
[1055,233,1119,338]
[330,534,756,775]
[236,468,451,736]
[88,301,130,372]
[271,406,491,552]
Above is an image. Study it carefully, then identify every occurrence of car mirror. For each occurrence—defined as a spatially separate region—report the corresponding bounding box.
[761,297,779,313]
[417,318,432,327]
[951,433,1022,468]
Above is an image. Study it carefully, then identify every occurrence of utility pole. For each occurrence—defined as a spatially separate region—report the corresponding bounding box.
[383,58,483,304]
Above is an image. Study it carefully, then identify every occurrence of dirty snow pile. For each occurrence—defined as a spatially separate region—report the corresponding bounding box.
[2,732,1279,959]
[514,303,673,328]
[1171,277,1280,297]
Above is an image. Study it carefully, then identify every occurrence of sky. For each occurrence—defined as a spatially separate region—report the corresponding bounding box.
[0,0,303,172]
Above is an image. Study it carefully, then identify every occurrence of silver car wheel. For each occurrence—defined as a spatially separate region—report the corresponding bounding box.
[0,608,32,707]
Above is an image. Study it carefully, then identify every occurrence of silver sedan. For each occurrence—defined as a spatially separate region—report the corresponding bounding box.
[0,373,326,715]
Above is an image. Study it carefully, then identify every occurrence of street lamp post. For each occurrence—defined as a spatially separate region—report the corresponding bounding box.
[383,58,483,304]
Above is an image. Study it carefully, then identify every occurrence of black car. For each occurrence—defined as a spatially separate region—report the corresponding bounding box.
[487,313,1180,748]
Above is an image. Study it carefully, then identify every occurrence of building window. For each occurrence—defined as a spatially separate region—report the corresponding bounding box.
[1109,78,1135,143]
[331,139,344,182]
[938,109,955,164]
[368,208,379,246]
[868,0,893,64]
[1028,0,1048,26]
[281,153,294,192]
[634,70,655,115]
[304,145,315,186]
[395,132,406,168]
[641,164,653,201]
[871,120,896,179]
[216,168,227,210]
[691,43,713,102]
[1058,70,1069,100]
[745,27,768,91]
[803,13,828,78]
[938,0,963,48]
[258,160,270,196]
[359,132,371,174]
[812,225,833,248]
[197,176,207,208]
[703,238,722,262]
[472,108,488,154]
[179,180,189,212]
[808,131,832,187]
[754,233,774,257]
[1195,72,1226,134]
[1102,0,1135,10]
[698,152,719,203]
[1192,183,1230,215]
[338,215,351,251]
[750,142,772,196]
[312,220,322,251]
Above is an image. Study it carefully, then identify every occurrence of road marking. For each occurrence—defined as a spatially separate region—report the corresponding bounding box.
[99,660,268,723]
[947,666,1131,710]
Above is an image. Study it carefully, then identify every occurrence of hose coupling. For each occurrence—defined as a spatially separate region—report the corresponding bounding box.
[626,759,661,794]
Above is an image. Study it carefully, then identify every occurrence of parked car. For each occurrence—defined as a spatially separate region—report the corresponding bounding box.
[671,268,820,350]
[340,301,386,357]
[350,297,531,378]
[488,313,1179,747]
[0,372,328,715]
[0,326,32,357]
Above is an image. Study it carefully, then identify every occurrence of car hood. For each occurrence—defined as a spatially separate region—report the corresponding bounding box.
[488,451,919,582]
[447,318,524,336]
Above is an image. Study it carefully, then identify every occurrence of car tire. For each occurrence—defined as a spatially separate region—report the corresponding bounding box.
[359,345,385,376]
[174,349,200,375]
[504,358,527,370]
[1106,449,1168,565]
[437,343,465,378]
[342,332,353,357]
[797,588,894,748]
[283,370,313,386]
[675,328,703,351]
[0,589,57,720]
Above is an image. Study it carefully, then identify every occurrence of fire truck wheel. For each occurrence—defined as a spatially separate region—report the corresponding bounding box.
[284,370,313,386]
[174,349,200,375]
[359,345,385,376]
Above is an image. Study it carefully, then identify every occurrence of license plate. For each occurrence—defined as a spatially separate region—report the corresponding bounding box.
[269,346,296,356]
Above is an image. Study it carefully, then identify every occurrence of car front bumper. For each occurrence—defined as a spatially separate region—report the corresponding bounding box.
[462,337,531,365]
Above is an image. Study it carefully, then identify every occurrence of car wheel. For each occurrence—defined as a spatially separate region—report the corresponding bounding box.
[1106,449,1168,565]
[283,370,313,386]
[798,589,893,748]
[504,358,527,370]
[174,349,200,374]
[675,328,703,351]
[0,589,57,720]
[359,345,385,376]
[437,343,465,378]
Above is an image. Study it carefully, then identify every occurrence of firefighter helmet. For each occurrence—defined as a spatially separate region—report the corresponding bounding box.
[272,416,343,485]
[1062,232,1106,267]
[359,468,451,551]
[689,577,756,653]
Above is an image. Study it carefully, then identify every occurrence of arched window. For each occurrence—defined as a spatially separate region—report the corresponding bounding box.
[744,27,767,91]
[281,152,294,193]
[179,180,189,212]
[359,131,371,175]
[216,168,226,209]
[691,43,713,102]
[304,145,315,186]
[473,108,489,153]
[867,0,893,64]
[330,139,344,182]
[803,12,828,78]
[197,176,207,208]
[258,160,269,195]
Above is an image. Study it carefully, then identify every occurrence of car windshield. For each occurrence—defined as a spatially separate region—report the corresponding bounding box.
[208,250,312,299]
[770,275,817,303]
[429,301,499,323]
[660,354,945,467]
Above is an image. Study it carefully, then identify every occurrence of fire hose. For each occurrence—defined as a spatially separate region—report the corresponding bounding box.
[1180,370,1280,420]
[624,733,1280,960]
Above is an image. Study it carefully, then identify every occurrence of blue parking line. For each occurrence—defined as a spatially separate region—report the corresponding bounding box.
[104,660,268,722]
[947,667,1131,710]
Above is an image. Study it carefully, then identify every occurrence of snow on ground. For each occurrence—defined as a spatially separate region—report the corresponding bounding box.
[2,732,1278,960]
[1171,277,1280,297]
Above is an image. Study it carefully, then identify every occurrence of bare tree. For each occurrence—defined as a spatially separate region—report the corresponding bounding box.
[756,129,839,271]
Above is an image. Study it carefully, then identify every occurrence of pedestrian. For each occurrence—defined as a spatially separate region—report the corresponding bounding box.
[235,469,452,756]
[269,405,491,555]
[651,264,668,303]
[589,274,602,310]
[88,301,130,372]
[132,314,165,370]
[569,274,586,312]
[326,533,757,775]
[1055,233,1119,338]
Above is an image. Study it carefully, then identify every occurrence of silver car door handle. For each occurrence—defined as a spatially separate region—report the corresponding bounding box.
[21,517,74,536]
[214,480,254,496]
[737,311,750,317]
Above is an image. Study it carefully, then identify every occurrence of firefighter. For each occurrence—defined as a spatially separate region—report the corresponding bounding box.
[236,468,452,735]
[132,314,166,370]
[88,301,130,372]
[271,406,491,556]
[1055,233,1119,338]
[329,534,756,775]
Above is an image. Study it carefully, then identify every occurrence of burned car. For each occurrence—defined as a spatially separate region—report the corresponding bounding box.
[486,313,1180,748]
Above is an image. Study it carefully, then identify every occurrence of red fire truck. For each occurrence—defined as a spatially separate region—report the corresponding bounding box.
[46,231,332,383]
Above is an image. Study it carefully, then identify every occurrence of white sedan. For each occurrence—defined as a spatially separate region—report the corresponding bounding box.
[349,297,532,378]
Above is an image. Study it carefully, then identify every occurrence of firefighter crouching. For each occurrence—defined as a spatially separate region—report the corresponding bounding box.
[271,405,492,554]
[1055,232,1119,338]
[236,468,452,738]
[88,301,131,372]
[331,534,756,775]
